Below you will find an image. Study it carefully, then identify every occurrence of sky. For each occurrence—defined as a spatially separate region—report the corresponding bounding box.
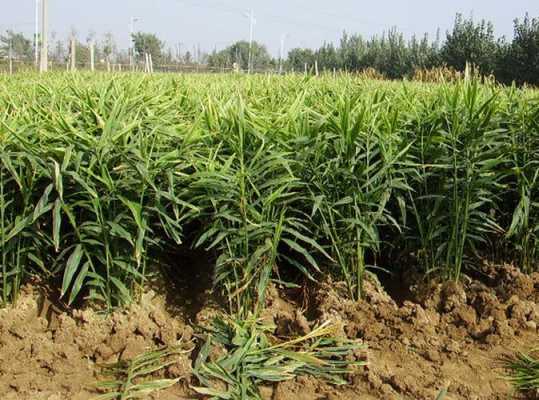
[1,1,538,57]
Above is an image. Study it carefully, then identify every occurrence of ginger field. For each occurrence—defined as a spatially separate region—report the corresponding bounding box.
[0,72,538,400]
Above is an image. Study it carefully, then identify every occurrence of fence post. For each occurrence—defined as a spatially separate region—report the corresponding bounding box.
[70,38,76,71]
[90,41,95,72]
[8,40,13,75]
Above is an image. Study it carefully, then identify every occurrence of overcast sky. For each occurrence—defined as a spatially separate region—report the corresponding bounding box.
[2,1,537,56]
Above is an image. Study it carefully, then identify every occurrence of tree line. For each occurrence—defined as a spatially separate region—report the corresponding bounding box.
[1,13,538,84]
[0,30,200,67]
[209,13,539,85]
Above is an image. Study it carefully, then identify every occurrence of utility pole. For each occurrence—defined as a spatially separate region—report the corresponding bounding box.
[129,17,140,69]
[8,35,13,75]
[177,42,183,63]
[196,44,200,72]
[39,0,48,72]
[35,0,40,67]
[279,33,288,74]
[243,9,255,74]
[70,37,76,71]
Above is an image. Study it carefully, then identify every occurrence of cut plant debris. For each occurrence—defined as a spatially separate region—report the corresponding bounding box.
[94,345,190,400]
[192,317,366,399]
[505,347,539,395]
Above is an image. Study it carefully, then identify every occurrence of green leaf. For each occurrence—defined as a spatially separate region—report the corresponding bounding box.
[33,184,54,222]
[53,198,62,252]
[110,277,132,303]
[282,238,321,273]
[61,244,83,298]
[119,196,144,230]
[68,261,90,305]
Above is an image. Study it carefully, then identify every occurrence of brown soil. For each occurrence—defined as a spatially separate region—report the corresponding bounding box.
[1,263,538,400]
[0,284,194,400]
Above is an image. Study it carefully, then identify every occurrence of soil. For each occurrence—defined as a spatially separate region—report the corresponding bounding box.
[1,262,538,400]
[0,284,195,400]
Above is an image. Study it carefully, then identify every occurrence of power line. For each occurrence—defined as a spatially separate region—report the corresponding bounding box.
[284,0,424,33]
[177,0,343,34]
[0,22,36,29]
[262,12,342,33]
[178,0,417,37]
[176,0,243,16]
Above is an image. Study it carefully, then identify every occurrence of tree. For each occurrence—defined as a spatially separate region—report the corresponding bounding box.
[52,39,66,63]
[409,33,441,70]
[183,50,193,64]
[371,28,411,78]
[316,42,340,71]
[441,14,499,74]
[75,41,91,66]
[197,12,535,84]
[102,32,117,63]
[64,29,92,68]
[0,31,32,61]
[504,14,539,85]
[286,48,315,72]
[207,49,229,68]
[208,41,272,71]
[339,32,365,71]
[132,32,165,63]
